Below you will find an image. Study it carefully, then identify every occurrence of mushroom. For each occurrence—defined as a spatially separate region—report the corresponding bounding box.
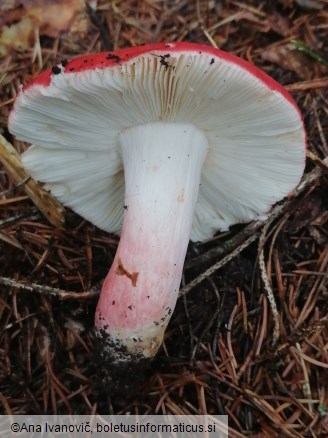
[9,42,306,377]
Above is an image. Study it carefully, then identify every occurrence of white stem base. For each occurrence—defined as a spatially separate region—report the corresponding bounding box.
[95,122,208,362]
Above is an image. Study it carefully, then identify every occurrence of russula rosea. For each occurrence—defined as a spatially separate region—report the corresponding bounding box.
[9,42,306,378]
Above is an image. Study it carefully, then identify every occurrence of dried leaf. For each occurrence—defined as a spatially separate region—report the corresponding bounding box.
[0,0,96,56]
[261,43,308,78]
[0,17,35,56]
[25,0,87,38]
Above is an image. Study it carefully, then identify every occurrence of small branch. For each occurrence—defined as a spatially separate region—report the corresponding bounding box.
[0,276,100,300]
[258,221,280,345]
[295,342,313,414]
[186,160,327,270]
[0,213,41,228]
[181,160,327,297]
[307,150,328,173]
[186,229,259,270]
[179,234,257,298]
[285,77,328,92]
[86,3,112,51]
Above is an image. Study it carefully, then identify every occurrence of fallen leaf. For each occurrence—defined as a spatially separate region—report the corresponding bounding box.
[0,17,35,56]
[25,0,87,38]
[0,0,97,56]
[261,43,308,78]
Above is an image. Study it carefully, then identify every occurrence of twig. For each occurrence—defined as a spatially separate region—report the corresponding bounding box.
[185,160,327,270]
[151,1,188,43]
[180,160,327,297]
[285,77,328,92]
[0,213,41,228]
[295,342,313,414]
[258,221,280,345]
[86,3,112,51]
[0,177,31,197]
[306,151,328,173]
[202,28,218,48]
[0,276,100,300]
[179,234,257,298]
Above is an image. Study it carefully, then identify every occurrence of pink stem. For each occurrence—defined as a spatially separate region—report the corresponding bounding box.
[95,122,208,363]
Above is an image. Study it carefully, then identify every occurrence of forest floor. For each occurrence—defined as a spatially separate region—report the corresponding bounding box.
[0,1,327,437]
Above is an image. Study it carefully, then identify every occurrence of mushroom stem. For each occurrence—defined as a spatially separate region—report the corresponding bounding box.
[95,122,208,364]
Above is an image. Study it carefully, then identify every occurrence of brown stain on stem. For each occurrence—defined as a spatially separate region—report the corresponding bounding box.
[177,190,185,203]
[116,257,139,287]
